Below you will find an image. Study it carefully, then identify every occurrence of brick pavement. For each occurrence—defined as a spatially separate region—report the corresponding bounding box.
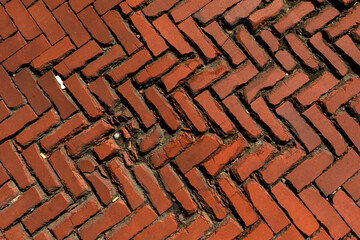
[0,0,359,239]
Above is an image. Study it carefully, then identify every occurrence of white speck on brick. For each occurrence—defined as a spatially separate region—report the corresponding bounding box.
[55,75,66,90]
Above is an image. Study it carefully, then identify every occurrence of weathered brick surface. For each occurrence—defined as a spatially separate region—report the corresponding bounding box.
[1,0,360,239]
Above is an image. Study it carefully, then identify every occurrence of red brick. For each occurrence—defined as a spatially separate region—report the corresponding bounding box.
[65,74,104,118]
[3,35,51,72]
[65,120,114,157]
[245,180,290,233]
[304,7,339,34]
[335,34,360,67]
[143,0,178,17]
[196,91,235,137]
[23,192,71,233]
[43,0,65,10]
[169,214,211,240]
[79,200,130,240]
[0,66,24,108]
[323,77,360,114]
[248,0,285,28]
[274,2,315,34]
[146,87,180,131]
[13,69,51,115]
[353,26,360,41]
[49,149,89,198]
[94,138,120,161]
[53,3,91,47]
[261,145,305,184]
[276,102,321,151]
[51,197,100,239]
[33,230,55,240]
[300,187,349,239]
[126,0,146,8]
[130,11,167,56]
[203,22,246,66]
[303,105,346,155]
[0,181,18,208]
[259,29,279,53]
[243,65,285,103]
[236,26,269,67]
[83,45,125,78]
[286,149,333,190]
[208,217,243,240]
[217,175,258,226]
[88,77,118,109]
[204,135,247,176]
[170,0,211,22]
[138,125,160,153]
[0,186,43,229]
[267,69,310,105]
[117,80,155,129]
[107,205,156,239]
[152,15,192,56]
[102,10,141,55]
[186,168,227,220]
[5,0,41,40]
[0,5,16,39]
[325,4,360,38]
[78,6,112,45]
[310,228,332,240]
[188,60,228,94]
[223,95,262,139]
[135,53,177,85]
[0,164,9,186]
[32,37,75,71]
[179,18,218,62]
[242,221,273,240]
[134,213,178,240]
[275,225,304,240]
[40,113,88,152]
[343,173,360,201]
[160,164,197,214]
[0,105,37,142]
[295,71,338,107]
[119,1,132,14]
[56,40,103,77]
[38,71,77,120]
[193,0,239,24]
[134,164,171,214]
[93,0,121,15]
[0,101,9,122]
[233,142,277,181]
[150,132,193,168]
[174,134,221,173]
[22,144,61,192]
[310,32,348,76]
[0,32,26,62]
[271,182,318,235]
[107,159,144,210]
[108,49,152,83]
[316,149,360,195]
[3,224,30,239]
[332,190,360,237]
[275,50,297,71]
[251,97,291,142]
[69,0,94,12]
[213,61,258,99]
[85,171,117,205]
[28,0,65,45]
[162,58,202,92]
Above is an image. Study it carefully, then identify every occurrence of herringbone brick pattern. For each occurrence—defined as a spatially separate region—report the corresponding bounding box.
[0,0,360,239]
